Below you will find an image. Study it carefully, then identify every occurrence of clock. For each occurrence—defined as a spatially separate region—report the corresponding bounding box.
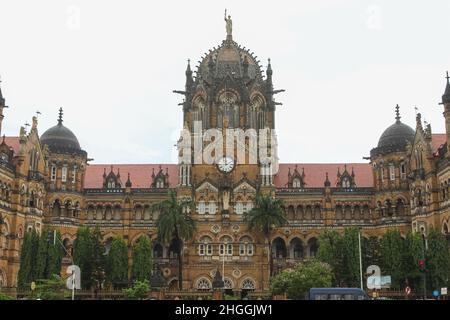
[217,156,235,173]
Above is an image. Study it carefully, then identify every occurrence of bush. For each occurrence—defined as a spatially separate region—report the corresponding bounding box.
[122,280,150,300]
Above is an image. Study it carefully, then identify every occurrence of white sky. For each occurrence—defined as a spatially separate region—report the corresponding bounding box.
[0,0,449,164]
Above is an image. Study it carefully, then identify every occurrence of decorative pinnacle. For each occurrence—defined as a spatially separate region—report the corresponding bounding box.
[58,107,63,125]
[446,71,449,83]
[395,104,401,123]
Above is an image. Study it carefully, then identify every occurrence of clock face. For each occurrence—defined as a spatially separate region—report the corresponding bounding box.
[217,156,235,173]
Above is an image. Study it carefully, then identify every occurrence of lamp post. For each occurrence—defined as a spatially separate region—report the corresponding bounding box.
[212,269,224,300]
[358,228,364,291]
[421,232,428,300]
[150,267,167,300]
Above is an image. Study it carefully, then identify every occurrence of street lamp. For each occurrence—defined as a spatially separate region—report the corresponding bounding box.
[358,227,364,291]
[150,267,167,299]
[421,232,428,300]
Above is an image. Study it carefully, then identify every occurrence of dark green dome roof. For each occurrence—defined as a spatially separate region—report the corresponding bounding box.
[377,121,415,148]
[40,108,83,154]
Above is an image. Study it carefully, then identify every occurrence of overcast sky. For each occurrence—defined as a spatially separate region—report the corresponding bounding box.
[0,0,449,164]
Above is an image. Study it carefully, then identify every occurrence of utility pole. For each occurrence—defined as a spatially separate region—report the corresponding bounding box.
[358,229,364,290]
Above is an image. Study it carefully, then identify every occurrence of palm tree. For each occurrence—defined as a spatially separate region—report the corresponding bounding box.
[153,190,196,290]
[244,193,286,278]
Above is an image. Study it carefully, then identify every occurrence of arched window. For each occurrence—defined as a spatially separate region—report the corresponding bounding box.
[219,236,233,256]
[308,238,318,258]
[134,205,143,220]
[198,236,213,256]
[396,199,405,216]
[292,178,302,188]
[344,205,352,220]
[224,278,234,290]
[290,238,303,259]
[52,200,61,217]
[241,278,255,290]
[314,205,321,220]
[335,205,343,220]
[196,278,212,291]
[272,238,287,258]
[239,236,254,256]
[153,243,163,258]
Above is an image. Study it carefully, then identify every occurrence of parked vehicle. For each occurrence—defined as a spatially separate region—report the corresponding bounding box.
[309,288,370,300]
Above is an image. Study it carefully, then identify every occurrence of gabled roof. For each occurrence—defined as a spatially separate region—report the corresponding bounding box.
[432,133,446,154]
[85,164,178,189]
[4,136,20,155]
[274,163,373,188]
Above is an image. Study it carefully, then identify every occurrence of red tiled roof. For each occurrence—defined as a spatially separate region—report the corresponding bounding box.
[432,133,446,154]
[4,136,20,155]
[84,164,178,189]
[274,163,373,188]
[84,163,374,189]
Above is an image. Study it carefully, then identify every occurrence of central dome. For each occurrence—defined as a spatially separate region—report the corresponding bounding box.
[196,38,264,82]
[40,108,83,154]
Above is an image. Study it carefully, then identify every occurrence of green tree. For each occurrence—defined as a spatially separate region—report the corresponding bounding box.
[123,280,150,300]
[154,189,196,290]
[426,229,450,290]
[35,230,49,280]
[17,229,39,290]
[131,235,153,282]
[317,229,344,286]
[271,259,333,299]
[34,275,66,300]
[403,232,424,290]
[244,193,286,277]
[341,228,360,287]
[46,230,63,278]
[106,236,129,288]
[90,227,106,292]
[380,229,405,289]
[73,227,93,289]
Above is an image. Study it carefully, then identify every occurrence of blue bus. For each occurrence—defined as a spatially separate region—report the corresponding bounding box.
[309,288,370,300]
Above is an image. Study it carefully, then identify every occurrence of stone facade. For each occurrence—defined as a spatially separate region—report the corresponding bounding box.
[0,24,450,296]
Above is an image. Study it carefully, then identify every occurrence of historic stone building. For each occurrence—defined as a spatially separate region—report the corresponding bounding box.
[0,17,450,296]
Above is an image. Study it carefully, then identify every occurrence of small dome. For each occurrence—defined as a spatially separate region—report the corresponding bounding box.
[371,105,415,157]
[40,108,82,153]
[377,122,415,148]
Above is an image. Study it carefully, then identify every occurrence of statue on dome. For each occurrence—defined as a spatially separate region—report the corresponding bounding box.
[224,9,232,38]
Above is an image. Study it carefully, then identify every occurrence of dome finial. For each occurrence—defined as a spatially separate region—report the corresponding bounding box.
[58,107,63,125]
[224,9,233,40]
[395,104,401,123]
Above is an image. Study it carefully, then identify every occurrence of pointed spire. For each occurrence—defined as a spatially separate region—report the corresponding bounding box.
[395,104,401,123]
[302,167,305,178]
[351,167,355,177]
[442,71,450,104]
[117,168,120,178]
[125,173,132,188]
[416,112,422,128]
[324,172,331,187]
[57,107,63,125]
[185,59,193,91]
[1,135,5,145]
[267,58,273,78]
[288,167,291,177]
[337,167,341,177]
[103,168,107,178]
